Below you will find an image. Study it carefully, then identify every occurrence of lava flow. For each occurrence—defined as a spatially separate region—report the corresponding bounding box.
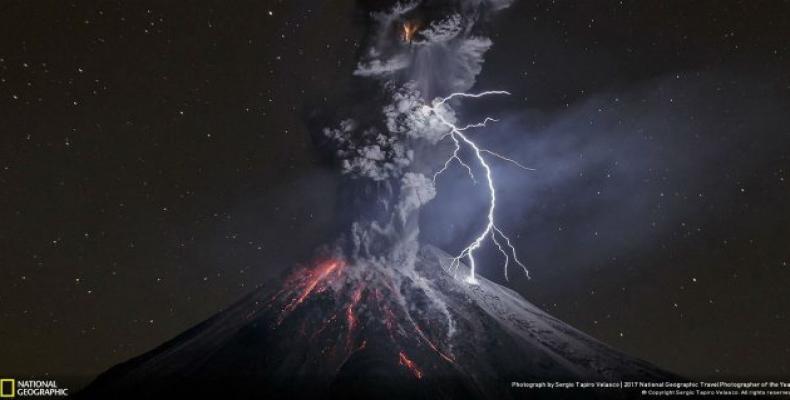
[266,256,458,382]
[398,351,424,380]
[81,246,675,400]
[345,285,364,348]
[278,258,345,323]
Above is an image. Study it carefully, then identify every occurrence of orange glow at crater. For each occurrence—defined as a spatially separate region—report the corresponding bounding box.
[402,21,419,43]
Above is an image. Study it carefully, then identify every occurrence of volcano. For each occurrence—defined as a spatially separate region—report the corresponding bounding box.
[79,245,671,399]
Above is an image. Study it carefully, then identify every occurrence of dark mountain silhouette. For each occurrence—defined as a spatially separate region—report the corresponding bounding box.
[79,245,672,399]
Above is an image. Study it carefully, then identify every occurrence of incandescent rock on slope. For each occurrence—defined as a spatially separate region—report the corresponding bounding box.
[80,245,671,399]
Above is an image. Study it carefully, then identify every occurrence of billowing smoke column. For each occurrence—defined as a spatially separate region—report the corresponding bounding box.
[324,0,529,283]
[281,2,533,382]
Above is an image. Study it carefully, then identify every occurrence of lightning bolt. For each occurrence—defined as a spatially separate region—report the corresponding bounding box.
[428,91,532,284]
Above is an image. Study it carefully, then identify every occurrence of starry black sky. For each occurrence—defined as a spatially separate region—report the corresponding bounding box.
[1,0,789,389]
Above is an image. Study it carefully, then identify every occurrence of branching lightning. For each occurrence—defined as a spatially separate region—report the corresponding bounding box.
[428,91,532,284]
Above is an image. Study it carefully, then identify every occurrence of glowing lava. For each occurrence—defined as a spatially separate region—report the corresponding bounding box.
[411,321,454,364]
[279,259,345,322]
[346,286,364,332]
[345,286,364,348]
[270,259,457,379]
[398,351,423,379]
[402,21,419,43]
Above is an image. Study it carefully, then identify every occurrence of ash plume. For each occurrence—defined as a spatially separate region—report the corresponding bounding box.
[324,0,515,269]
[355,0,513,98]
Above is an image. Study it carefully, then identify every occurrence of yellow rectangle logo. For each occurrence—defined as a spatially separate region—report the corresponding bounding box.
[0,379,14,398]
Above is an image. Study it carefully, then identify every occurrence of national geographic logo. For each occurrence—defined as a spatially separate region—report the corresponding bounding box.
[1,379,14,398]
[0,379,69,398]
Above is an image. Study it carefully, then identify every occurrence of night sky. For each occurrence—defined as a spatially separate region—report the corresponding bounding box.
[2,0,789,389]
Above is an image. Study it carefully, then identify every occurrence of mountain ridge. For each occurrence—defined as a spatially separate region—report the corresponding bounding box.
[79,244,673,399]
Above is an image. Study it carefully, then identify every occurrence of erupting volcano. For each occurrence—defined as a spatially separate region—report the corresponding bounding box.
[80,1,674,398]
[80,247,669,399]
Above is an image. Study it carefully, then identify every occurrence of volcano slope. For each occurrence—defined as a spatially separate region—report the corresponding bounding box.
[79,245,672,399]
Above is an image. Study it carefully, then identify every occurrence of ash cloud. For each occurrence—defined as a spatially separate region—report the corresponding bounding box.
[321,0,514,266]
[355,0,513,98]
